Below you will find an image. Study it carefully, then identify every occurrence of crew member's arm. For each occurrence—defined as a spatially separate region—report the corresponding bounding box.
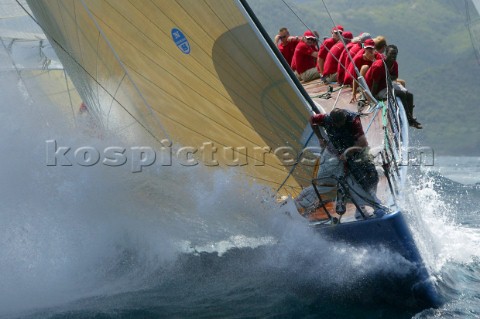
[317,40,329,75]
[274,34,280,44]
[287,35,300,42]
[351,80,359,103]
[351,64,370,103]
[310,114,327,147]
[317,57,325,75]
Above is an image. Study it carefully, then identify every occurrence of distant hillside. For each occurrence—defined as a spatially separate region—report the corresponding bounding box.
[249,0,480,156]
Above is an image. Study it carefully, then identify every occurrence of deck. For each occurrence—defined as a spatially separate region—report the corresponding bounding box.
[298,79,398,224]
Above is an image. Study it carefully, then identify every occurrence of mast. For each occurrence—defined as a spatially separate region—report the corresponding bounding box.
[237,0,320,114]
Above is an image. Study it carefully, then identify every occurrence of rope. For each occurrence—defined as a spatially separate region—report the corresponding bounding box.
[281,0,312,32]
[275,131,317,194]
[382,100,390,150]
[332,85,343,108]
[312,182,334,219]
[364,102,383,134]
[62,68,77,126]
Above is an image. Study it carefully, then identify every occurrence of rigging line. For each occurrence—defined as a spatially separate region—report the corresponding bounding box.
[281,0,361,84]
[79,0,171,142]
[332,85,343,109]
[320,0,370,94]
[274,0,348,113]
[245,171,307,190]
[15,0,170,145]
[62,68,77,126]
[344,179,388,211]
[387,94,402,153]
[320,39,364,85]
[280,0,313,33]
[384,100,402,168]
[276,0,370,113]
[364,103,381,134]
[312,182,334,220]
[106,73,127,131]
[320,0,339,33]
[274,131,316,194]
[383,59,403,145]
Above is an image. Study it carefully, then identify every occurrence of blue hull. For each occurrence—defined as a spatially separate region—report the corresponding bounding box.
[313,211,442,309]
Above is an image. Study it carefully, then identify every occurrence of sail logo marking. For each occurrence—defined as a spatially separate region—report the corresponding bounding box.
[171,28,190,54]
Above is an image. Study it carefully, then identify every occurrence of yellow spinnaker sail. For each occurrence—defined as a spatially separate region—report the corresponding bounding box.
[26,0,317,197]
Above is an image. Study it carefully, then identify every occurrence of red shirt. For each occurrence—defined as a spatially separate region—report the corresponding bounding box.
[278,38,300,65]
[318,38,337,60]
[343,50,383,85]
[291,41,318,74]
[321,41,346,76]
[336,42,356,85]
[342,43,362,82]
[365,59,398,96]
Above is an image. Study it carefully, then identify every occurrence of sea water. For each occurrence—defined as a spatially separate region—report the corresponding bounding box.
[1,52,480,319]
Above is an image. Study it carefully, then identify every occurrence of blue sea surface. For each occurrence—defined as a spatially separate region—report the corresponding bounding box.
[1,157,478,319]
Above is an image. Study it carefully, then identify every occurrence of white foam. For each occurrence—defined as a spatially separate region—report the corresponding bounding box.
[401,172,480,273]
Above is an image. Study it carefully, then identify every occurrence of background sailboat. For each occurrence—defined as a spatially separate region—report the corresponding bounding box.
[0,0,82,129]
[467,0,480,65]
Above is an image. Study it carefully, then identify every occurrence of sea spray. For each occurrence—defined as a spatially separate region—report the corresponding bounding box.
[0,66,291,315]
[402,170,480,270]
